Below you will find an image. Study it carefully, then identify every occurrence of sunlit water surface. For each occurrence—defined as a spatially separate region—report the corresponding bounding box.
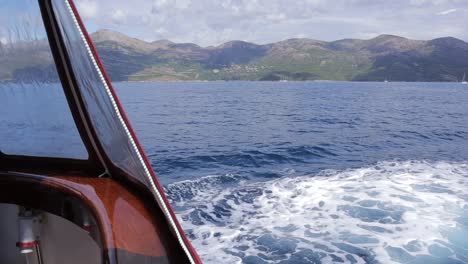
[117,82,468,264]
[2,81,466,263]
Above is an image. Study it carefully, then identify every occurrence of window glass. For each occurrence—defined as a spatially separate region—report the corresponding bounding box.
[0,0,88,159]
[52,0,150,185]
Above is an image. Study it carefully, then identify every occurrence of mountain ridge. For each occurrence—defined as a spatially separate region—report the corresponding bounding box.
[2,29,468,82]
[89,30,468,82]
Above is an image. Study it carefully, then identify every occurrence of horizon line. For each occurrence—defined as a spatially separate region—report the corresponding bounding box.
[90,29,468,48]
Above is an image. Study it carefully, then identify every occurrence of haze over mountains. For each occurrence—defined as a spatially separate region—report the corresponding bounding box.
[2,29,468,82]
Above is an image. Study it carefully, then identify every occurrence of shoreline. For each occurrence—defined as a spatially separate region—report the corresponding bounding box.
[120,80,466,84]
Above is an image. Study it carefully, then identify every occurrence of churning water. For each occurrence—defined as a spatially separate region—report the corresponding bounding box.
[116,81,468,264]
[166,160,467,263]
[2,81,466,263]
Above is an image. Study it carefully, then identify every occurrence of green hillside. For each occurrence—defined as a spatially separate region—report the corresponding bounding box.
[1,30,468,82]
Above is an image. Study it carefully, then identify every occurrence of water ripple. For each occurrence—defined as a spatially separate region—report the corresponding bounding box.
[168,161,468,264]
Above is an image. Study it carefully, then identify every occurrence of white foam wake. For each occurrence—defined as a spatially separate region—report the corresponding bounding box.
[170,161,468,263]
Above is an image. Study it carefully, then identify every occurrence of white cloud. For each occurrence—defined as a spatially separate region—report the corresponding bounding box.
[410,0,461,6]
[75,0,468,46]
[266,13,287,22]
[112,9,127,24]
[437,8,457,15]
[75,0,98,19]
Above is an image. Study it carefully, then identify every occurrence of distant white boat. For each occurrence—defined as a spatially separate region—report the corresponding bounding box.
[384,79,389,83]
[462,72,467,84]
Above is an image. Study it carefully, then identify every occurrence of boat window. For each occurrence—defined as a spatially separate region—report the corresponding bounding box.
[51,0,152,186]
[0,0,88,159]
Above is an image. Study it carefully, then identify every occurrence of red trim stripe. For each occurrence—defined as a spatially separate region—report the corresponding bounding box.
[66,1,202,262]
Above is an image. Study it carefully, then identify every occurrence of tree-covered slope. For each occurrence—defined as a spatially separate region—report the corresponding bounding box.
[2,30,468,82]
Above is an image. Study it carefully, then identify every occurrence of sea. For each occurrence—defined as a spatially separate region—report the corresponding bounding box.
[115,81,468,264]
[1,81,467,263]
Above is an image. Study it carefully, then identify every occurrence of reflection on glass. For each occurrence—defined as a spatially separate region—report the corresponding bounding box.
[51,0,152,186]
[0,0,88,159]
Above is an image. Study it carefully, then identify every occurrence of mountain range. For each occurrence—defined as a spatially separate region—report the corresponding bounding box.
[2,29,468,82]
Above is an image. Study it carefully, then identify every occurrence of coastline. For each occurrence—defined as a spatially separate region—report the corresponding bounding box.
[119,79,465,83]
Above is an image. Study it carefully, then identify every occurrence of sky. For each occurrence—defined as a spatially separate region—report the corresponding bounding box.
[0,0,466,46]
[73,0,468,46]
[0,0,46,43]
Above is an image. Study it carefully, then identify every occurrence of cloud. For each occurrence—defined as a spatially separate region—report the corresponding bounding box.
[75,0,468,46]
[437,8,457,15]
[111,9,127,24]
[75,0,98,19]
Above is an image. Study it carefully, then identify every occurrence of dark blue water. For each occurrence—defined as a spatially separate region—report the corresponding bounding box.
[114,82,468,264]
[116,82,468,183]
[2,81,467,263]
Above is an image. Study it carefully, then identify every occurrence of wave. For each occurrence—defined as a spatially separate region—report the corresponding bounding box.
[158,146,338,169]
[167,160,468,263]
[154,145,341,180]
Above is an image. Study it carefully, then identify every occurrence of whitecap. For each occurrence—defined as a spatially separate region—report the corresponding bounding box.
[170,160,468,263]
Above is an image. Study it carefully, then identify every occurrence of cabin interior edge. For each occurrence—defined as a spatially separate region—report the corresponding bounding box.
[0,0,196,263]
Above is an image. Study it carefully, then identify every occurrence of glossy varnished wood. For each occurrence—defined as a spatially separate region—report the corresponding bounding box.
[0,171,189,263]
[43,176,169,257]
